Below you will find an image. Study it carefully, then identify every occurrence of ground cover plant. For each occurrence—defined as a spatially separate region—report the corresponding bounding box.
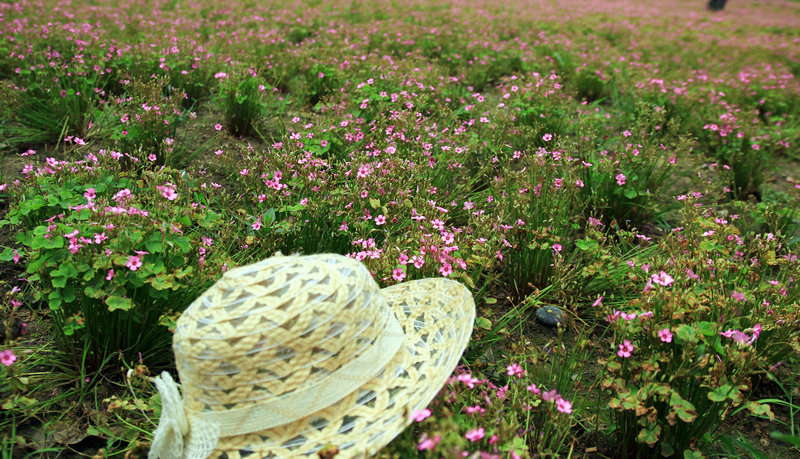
[0,0,799,456]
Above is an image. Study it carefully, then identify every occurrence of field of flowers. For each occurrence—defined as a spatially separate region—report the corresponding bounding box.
[0,0,799,456]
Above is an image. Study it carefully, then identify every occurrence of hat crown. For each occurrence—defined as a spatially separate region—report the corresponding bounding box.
[173,254,394,415]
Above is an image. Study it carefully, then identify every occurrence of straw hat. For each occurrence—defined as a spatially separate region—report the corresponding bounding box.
[149,253,475,458]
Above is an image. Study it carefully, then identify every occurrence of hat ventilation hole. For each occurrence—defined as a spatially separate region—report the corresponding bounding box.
[310,417,328,431]
[282,435,306,448]
[356,389,377,407]
[338,415,358,435]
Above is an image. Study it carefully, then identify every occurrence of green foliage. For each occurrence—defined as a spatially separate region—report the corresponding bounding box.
[596,198,799,456]
[216,72,270,137]
[1,159,229,374]
[100,78,188,167]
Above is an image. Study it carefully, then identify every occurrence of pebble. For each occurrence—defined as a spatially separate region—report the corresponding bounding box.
[535,305,564,327]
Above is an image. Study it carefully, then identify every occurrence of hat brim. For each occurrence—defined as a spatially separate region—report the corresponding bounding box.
[206,277,475,458]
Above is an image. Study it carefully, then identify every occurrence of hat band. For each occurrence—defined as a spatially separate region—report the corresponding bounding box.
[193,311,406,438]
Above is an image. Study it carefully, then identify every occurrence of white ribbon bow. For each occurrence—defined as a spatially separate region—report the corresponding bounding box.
[149,372,220,459]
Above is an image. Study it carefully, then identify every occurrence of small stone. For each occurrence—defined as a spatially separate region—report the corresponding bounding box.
[535,305,564,327]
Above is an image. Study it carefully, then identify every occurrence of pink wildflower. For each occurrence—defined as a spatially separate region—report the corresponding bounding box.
[658,328,673,343]
[616,173,626,185]
[417,434,441,451]
[617,340,634,358]
[439,263,453,277]
[465,427,485,442]
[556,397,573,414]
[592,296,603,307]
[543,133,553,141]
[409,408,431,422]
[0,350,16,367]
[126,255,142,271]
[392,268,406,282]
[651,271,674,286]
[506,363,525,378]
[542,389,559,401]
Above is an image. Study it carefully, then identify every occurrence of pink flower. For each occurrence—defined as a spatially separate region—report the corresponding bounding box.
[439,263,453,277]
[496,385,509,400]
[465,427,485,442]
[542,389,559,401]
[616,173,627,186]
[148,153,157,161]
[252,220,262,231]
[409,408,431,422]
[158,185,178,201]
[592,296,603,307]
[556,397,573,414]
[526,384,541,395]
[12,249,19,264]
[0,350,16,367]
[506,363,525,378]
[392,268,406,282]
[731,291,746,302]
[457,373,480,389]
[658,328,673,343]
[552,243,562,255]
[126,255,143,271]
[417,434,441,451]
[214,123,223,131]
[543,133,553,141]
[106,269,115,280]
[94,232,107,244]
[617,340,634,358]
[413,256,424,269]
[374,214,386,225]
[465,405,485,415]
[651,271,674,286]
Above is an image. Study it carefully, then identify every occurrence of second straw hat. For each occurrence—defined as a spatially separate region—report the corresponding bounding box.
[149,252,475,458]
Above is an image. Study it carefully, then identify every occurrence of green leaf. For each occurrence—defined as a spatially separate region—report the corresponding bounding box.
[623,188,637,199]
[62,285,76,303]
[675,324,698,344]
[708,384,735,402]
[696,321,716,336]
[475,317,492,330]
[48,290,62,310]
[106,295,134,312]
[575,238,599,251]
[637,424,660,446]
[670,392,698,423]
[151,274,175,290]
[0,247,18,261]
[51,275,67,288]
[84,285,105,299]
[262,208,276,226]
[369,198,380,209]
[485,297,497,304]
[198,210,221,228]
[683,449,705,459]
[146,233,164,253]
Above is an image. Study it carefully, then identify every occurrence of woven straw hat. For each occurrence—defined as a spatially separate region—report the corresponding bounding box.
[148,253,475,458]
